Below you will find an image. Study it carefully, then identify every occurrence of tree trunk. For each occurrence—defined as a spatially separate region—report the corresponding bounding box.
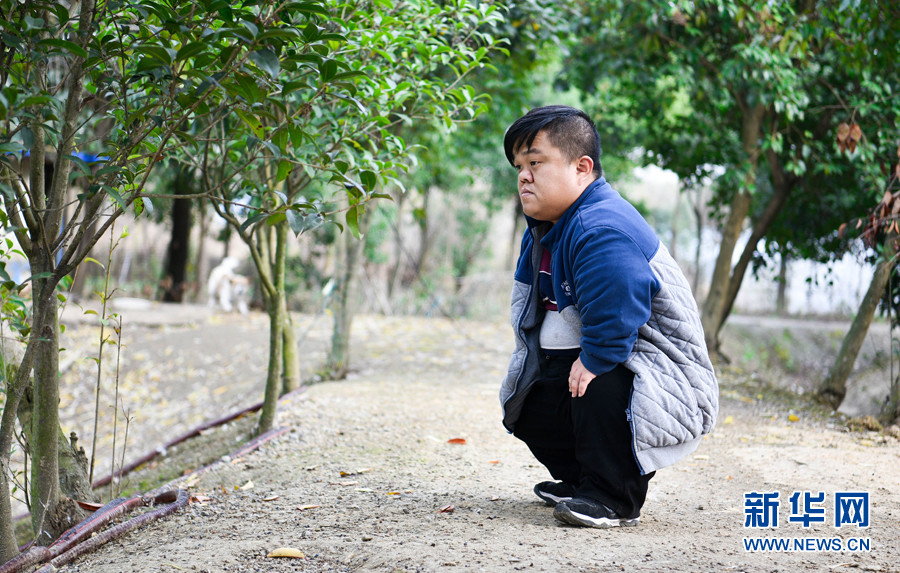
[387,191,406,301]
[700,103,766,354]
[325,211,369,379]
[670,184,682,261]
[700,189,752,351]
[414,186,432,284]
[887,374,900,425]
[160,167,193,302]
[692,196,703,294]
[819,238,897,410]
[16,388,96,506]
[0,341,36,562]
[256,222,288,434]
[0,409,21,562]
[193,201,209,302]
[281,309,300,394]
[30,265,62,544]
[776,251,789,316]
[715,151,793,335]
[507,198,524,270]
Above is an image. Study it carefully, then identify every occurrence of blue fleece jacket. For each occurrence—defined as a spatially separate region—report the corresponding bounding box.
[514,177,661,376]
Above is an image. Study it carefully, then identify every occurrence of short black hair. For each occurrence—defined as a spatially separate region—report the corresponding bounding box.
[503,105,602,178]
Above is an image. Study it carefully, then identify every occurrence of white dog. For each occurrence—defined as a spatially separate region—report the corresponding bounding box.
[207,257,250,314]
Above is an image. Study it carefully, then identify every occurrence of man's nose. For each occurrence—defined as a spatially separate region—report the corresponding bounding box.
[518,168,532,183]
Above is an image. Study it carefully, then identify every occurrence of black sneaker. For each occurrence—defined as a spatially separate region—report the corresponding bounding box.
[553,497,640,528]
[533,481,577,506]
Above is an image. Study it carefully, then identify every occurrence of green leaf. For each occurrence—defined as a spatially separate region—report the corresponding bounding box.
[346,205,361,239]
[360,170,377,191]
[51,3,70,26]
[240,212,267,233]
[276,159,292,182]
[22,95,54,107]
[257,28,301,42]
[176,42,207,61]
[272,128,289,152]
[250,49,280,79]
[318,59,338,82]
[286,210,324,236]
[137,44,174,65]
[38,38,88,59]
[283,2,330,17]
[83,257,105,270]
[234,108,264,138]
[267,212,287,226]
[289,125,307,148]
[25,272,53,282]
[106,186,127,209]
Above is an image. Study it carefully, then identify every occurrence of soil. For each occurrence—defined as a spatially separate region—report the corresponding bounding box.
[34,305,900,572]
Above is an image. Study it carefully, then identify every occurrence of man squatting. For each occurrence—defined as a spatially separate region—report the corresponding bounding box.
[500,105,719,528]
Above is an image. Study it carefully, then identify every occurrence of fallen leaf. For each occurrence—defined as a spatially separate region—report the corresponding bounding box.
[439,504,455,513]
[267,547,305,559]
[190,495,213,504]
[788,414,800,423]
[297,504,321,511]
[487,460,499,464]
[723,415,734,425]
[447,438,467,445]
[386,491,402,496]
[340,468,373,477]
[76,501,103,512]
[236,480,254,491]
[330,481,358,486]
[263,495,279,502]
[490,496,500,501]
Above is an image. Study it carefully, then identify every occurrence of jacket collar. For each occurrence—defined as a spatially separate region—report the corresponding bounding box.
[526,176,611,249]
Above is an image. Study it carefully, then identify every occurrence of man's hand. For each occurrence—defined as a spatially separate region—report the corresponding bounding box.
[568,357,596,398]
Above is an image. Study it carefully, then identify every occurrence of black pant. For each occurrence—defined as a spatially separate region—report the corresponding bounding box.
[513,354,654,518]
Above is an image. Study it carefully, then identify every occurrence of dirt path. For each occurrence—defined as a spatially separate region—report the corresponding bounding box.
[50,311,900,572]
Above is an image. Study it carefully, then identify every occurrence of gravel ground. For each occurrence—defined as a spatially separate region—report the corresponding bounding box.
[35,308,900,572]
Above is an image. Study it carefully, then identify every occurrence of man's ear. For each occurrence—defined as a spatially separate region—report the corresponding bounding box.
[575,155,594,179]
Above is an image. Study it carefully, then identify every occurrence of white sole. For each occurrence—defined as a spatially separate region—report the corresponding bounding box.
[553,504,640,528]
[536,492,573,507]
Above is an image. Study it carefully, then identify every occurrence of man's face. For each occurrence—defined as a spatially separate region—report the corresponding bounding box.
[512,131,586,223]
